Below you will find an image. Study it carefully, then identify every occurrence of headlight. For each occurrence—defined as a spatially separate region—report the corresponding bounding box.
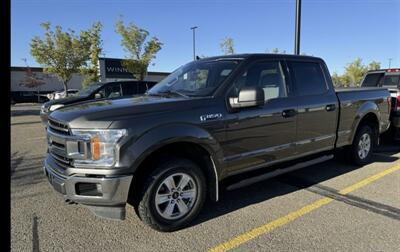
[49,104,64,112]
[70,129,127,167]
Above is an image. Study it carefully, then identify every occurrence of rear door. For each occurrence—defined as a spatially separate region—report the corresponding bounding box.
[286,60,338,156]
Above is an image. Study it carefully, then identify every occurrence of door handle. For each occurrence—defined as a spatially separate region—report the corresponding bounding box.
[325,104,336,112]
[282,109,297,118]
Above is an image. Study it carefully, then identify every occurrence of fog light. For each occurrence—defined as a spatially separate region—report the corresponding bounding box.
[75,183,103,196]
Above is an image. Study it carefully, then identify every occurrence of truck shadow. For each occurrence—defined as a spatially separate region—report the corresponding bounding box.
[191,149,399,228]
[11,109,41,117]
[11,152,46,187]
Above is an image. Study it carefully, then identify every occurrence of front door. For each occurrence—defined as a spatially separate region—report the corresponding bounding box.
[222,60,298,174]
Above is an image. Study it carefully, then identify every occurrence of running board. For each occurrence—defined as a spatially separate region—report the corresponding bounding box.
[226,155,334,191]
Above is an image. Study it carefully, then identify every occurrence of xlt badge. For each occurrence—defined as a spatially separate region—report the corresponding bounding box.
[200,113,223,122]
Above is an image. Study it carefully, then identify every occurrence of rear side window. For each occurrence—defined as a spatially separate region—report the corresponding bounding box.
[288,62,328,96]
[362,73,384,87]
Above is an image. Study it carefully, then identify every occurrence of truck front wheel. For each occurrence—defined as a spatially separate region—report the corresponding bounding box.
[135,158,206,232]
[348,124,375,166]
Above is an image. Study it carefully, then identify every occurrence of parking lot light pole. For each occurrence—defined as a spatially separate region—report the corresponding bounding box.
[191,26,198,60]
[294,0,301,55]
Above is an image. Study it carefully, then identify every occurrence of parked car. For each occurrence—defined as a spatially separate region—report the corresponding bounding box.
[43,54,391,231]
[11,91,50,104]
[40,80,158,124]
[361,68,400,138]
[47,89,80,100]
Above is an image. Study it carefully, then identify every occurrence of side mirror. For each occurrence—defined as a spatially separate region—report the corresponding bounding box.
[229,86,264,109]
[94,93,102,99]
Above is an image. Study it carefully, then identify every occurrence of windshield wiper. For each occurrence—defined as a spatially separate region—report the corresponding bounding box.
[150,90,189,98]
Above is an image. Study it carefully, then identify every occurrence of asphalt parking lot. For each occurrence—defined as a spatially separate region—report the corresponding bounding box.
[11,103,400,252]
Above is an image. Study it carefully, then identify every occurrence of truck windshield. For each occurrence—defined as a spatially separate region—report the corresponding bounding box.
[148,60,240,97]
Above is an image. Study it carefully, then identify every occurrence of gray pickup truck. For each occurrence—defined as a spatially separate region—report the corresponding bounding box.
[43,54,391,231]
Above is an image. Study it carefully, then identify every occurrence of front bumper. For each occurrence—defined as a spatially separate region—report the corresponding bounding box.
[44,158,133,220]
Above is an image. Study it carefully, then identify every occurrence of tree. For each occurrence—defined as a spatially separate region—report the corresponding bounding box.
[368,61,381,71]
[344,58,368,86]
[80,22,103,88]
[115,19,163,81]
[19,58,46,102]
[220,37,235,55]
[30,22,97,96]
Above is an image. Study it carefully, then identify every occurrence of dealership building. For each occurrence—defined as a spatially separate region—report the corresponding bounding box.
[11,57,170,102]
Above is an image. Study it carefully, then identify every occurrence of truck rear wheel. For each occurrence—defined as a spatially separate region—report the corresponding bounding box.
[135,158,206,232]
[348,124,375,166]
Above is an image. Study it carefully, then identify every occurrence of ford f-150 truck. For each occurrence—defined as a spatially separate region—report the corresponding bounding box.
[43,54,391,231]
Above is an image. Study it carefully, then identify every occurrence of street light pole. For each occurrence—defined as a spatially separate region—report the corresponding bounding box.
[190,26,198,60]
[294,0,302,55]
[388,58,393,69]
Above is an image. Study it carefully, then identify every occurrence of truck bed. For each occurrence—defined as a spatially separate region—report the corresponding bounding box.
[334,87,391,148]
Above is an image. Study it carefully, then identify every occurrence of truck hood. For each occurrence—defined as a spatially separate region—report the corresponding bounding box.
[49,95,185,129]
[44,95,89,108]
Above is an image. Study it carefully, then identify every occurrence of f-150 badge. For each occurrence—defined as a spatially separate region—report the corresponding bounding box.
[200,113,223,122]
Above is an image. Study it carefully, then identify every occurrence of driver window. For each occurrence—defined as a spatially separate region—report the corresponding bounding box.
[182,69,209,91]
[231,61,287,101]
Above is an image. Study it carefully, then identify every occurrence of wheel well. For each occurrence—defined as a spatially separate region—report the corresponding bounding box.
[128,142,217,204]
[356,112,379,144]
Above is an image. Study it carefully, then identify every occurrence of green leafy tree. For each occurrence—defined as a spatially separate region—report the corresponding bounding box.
[80,22,103,88]
[343,58,368,86]
[368,61,381,71]
[30,22,96,96]
[220,37,235,55]
[115,19,163,81]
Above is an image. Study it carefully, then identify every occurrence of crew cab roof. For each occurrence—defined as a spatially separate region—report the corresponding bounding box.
[198,53,324,62]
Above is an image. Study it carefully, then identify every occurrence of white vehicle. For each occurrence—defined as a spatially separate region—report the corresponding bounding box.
[47,89,80,100]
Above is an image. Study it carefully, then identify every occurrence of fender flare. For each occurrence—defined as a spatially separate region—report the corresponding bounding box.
[349,101,380,144]
[120,123,224,201]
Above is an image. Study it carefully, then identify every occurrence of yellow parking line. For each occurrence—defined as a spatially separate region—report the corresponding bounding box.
[209,163,400,252]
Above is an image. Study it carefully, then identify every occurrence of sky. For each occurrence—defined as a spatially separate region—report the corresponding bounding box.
[11,0,400,75]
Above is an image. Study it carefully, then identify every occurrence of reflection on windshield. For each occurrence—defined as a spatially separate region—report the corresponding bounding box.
[148,60,240,97]
[77,84,102,96]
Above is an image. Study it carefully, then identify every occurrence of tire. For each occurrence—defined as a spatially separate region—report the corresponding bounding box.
[135,158,206,232]
[348,124,375,166]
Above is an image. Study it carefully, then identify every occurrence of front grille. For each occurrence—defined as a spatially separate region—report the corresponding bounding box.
[48,118,70,135]
[50,151,73,169]
[47,118,74,169]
